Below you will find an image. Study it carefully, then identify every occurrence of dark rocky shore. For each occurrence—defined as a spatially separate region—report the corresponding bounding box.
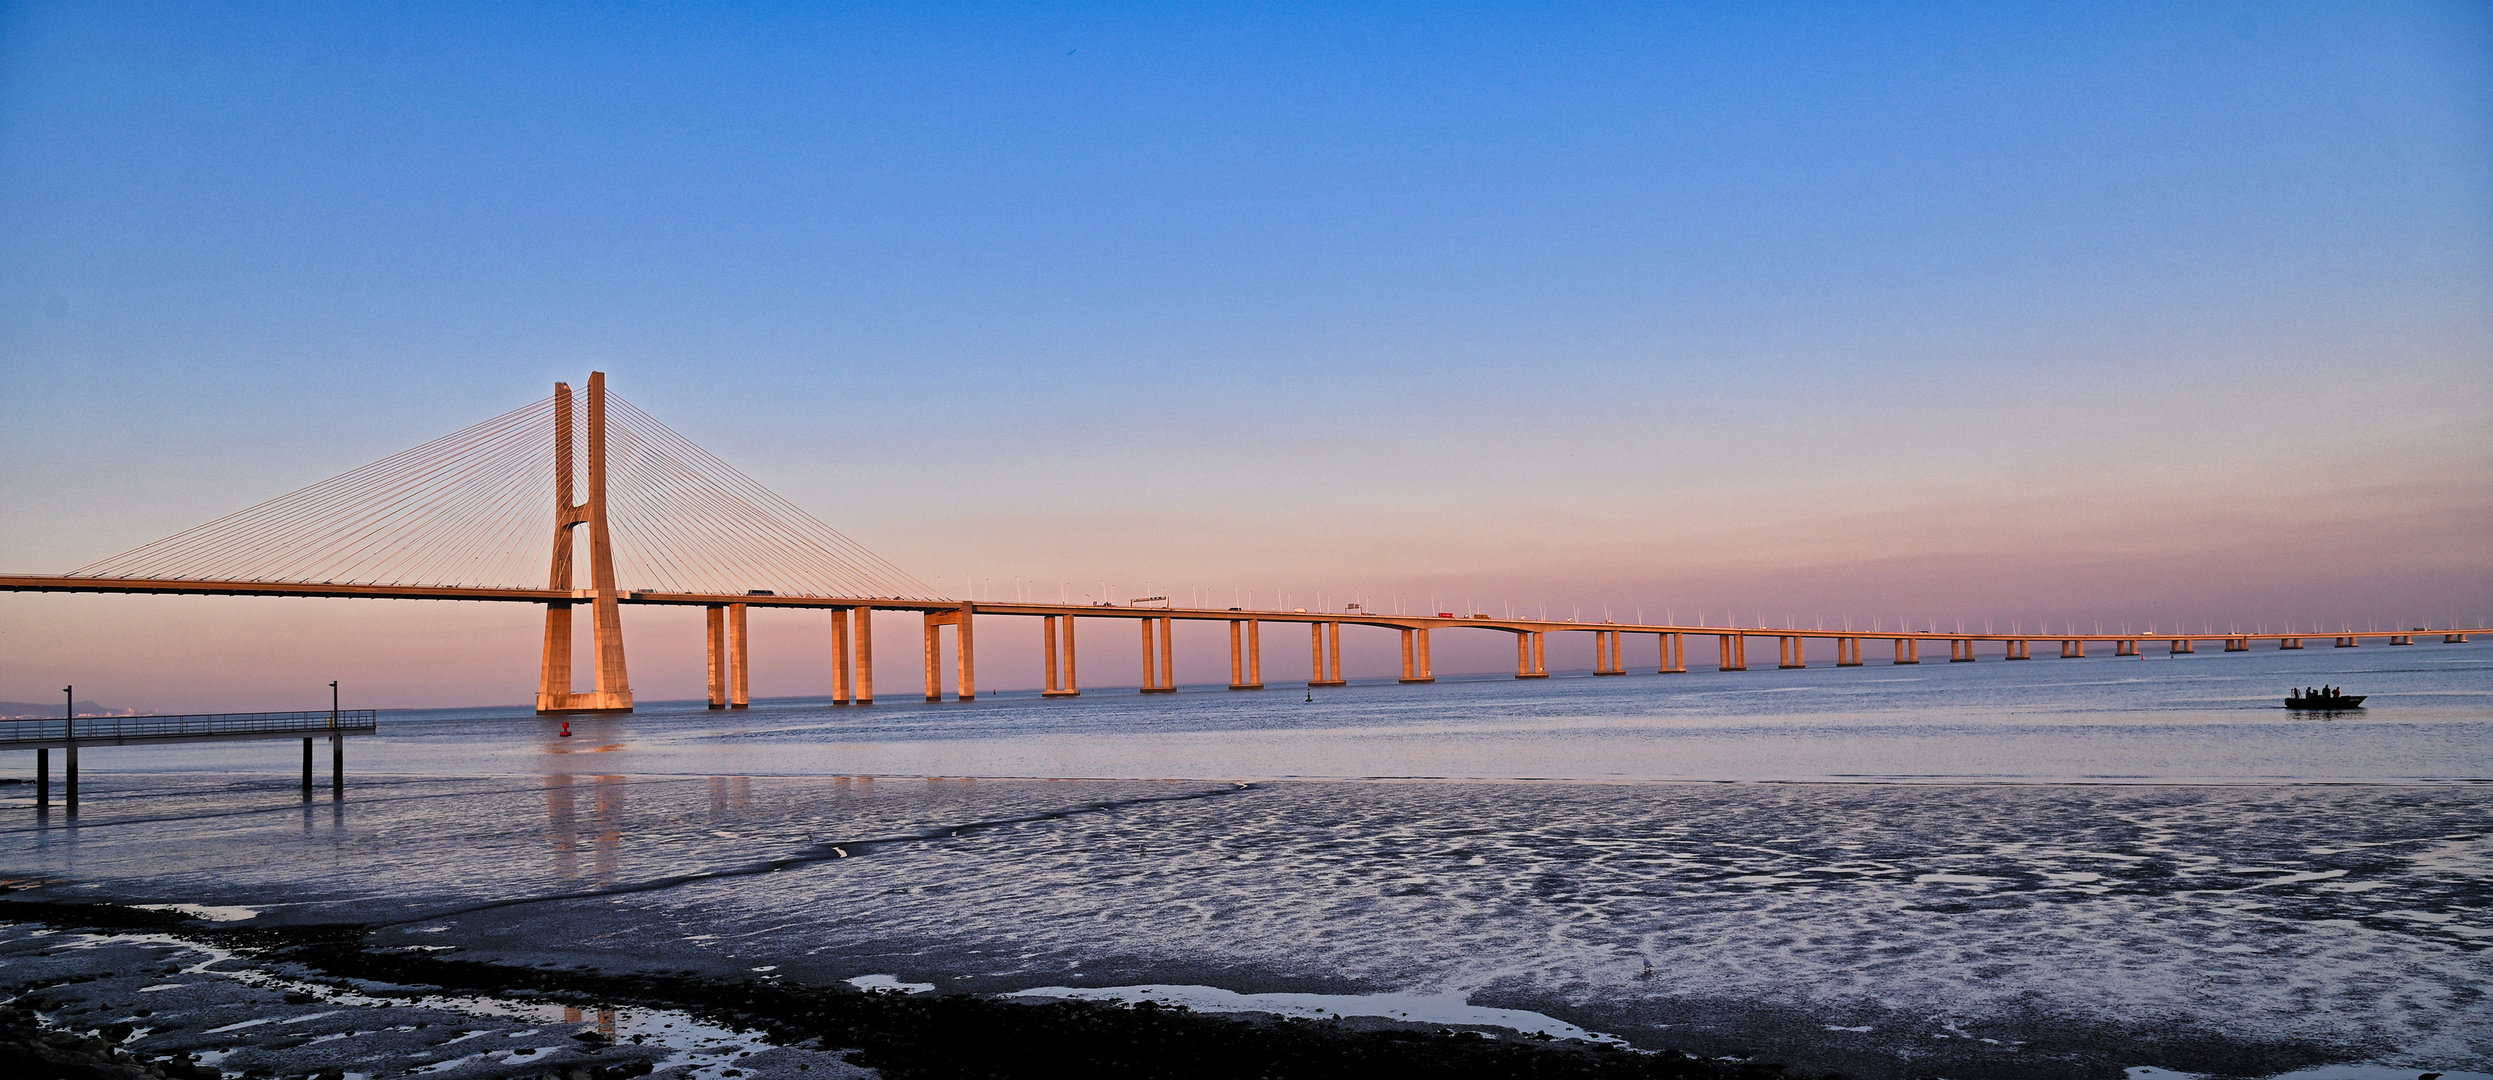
[1,898,1809,1080]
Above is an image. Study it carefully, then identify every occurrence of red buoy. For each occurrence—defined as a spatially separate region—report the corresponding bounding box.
[559,721,573,738]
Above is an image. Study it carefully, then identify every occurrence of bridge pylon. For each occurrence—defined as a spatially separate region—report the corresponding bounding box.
[538,373,635,714]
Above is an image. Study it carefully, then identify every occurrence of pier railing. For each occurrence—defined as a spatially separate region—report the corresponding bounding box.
[0,710,377,747]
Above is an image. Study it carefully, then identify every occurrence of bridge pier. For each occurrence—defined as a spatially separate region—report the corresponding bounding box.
[1949,639,1976,662]
[1659,632,1686,673]
[2280,637,2302,649]
[1399,627,1434,683]
[854,609,875,703]
[1835,637,1862,666]
[302,738,313,798]
[2389,634,2414,645]
[1140,616,1176,693]
[730,604,751,707]
[1310,622,1345,686]
[707,605,729,708]
[923,606,977,700]
[2335,636,2358,647]
[1515,631,1550,678]
[1778,635,1805,669]
[2224,637,2248,652]
[35,748,46,809]
[2447,633,2470,644]
[1228,619,1263,689]
[1043,615,1081,696]
[331,732,343,798]
[1717,634,1747,671]
[830,609,853,703]
[2005,640,2029,660]
[1595,630,1627,674]
[1893,637,1919,665]
[2061,639,2085,658]
[2170,638,2194,655]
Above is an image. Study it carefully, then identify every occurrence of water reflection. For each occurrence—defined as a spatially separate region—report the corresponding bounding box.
[546,774,627,883]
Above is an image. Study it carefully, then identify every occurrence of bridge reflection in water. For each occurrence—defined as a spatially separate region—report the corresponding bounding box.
[4,372,2481,717]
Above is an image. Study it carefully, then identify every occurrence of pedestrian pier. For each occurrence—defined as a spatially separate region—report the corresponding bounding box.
[4,710,376,809]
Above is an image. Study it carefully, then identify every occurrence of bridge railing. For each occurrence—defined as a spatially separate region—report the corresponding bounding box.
[0,710,378,746]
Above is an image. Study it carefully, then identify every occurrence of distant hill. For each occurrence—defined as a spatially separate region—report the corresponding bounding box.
[0,701,114,719]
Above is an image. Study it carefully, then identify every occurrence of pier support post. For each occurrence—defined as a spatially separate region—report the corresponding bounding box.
[1227,619,1264,689]
[2224,637,2248,652]
[1309,622,1346,686]
[36,748,47,809]
[1041,615,1080,697]
[1659,632,1687,673]
[2335,636,2357,648]
[707,605,728,709]
[1718,634,1745,671]
[830,609,852,704]
[331,733,343,798]
[1247,620,1261,687]
[64,740,76,809]
[924,613,943,701]
[301,738,313,798]
[854,609,875,703]
[2280,637,2301,650]
[957,603,977,701]
[1141,617,1176,693]
[1399,628,1417,682]
[1778,635,1805,669]
[2170,638,2194,655]
[729,603,751,708]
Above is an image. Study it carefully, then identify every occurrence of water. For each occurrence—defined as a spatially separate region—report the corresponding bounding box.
[3,642,2487,1078]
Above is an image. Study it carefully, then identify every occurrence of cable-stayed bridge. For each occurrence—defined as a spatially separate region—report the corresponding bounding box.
[4,373,2480,712]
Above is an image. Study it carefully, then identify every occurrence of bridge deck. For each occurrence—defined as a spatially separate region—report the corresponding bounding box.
[0,710,377,749]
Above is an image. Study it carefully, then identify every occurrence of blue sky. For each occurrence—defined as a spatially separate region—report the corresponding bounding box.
[3,2,2488,707]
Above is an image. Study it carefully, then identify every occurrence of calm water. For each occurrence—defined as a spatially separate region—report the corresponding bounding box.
[4,642,2488,1078]
[43,638,2493,783]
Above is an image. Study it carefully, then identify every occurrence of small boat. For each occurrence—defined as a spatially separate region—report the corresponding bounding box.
[2286,689,2365,710]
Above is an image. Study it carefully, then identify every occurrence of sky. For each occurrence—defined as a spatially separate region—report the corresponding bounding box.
[3,1,2488,710]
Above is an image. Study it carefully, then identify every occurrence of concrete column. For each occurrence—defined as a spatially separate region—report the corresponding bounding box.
[1310,622,1325,685]
[706,606,727,709]
[831,609,853,704]
[1516,633,1532,677]
[1141,618,1158,692]
[2225,638,2248,652]
[35,748,46,809]
[2280,638,2302,650]
[301,738,313,798]
[729,603,751,708]
[854,608,875,704]
[1043,616,1080,697]
[2335,636,2357,648]
[64,739,76,808]
[1417,628,1433,681]
[1328,622,1344,684]
[1532,631,1547,676]
[2170,638,2193,655]
[1158,616,1174,690]
[1247,620,1262,687]
[331,733,343,798]
[1400,628,1416,681]
[2116,639,2139,656]
[1044,616,1061,694]
[1780,636,1805,669]
[956,604,976,701]
[1718,634,1741,671]
[1662,632,1686,673]
[1229,621,1244,687]
[923,614,942,701]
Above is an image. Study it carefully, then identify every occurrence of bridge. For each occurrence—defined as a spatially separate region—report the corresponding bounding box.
[5,373,2481,712]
